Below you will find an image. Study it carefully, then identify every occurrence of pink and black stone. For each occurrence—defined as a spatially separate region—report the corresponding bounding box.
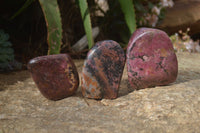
[126,28,178,90]
[27,54,79,100]
[81,40,125,99]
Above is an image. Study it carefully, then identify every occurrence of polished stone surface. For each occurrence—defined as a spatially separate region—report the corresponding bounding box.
[27,54,79,100]
[127,28,178,90]
[81,40,125,99]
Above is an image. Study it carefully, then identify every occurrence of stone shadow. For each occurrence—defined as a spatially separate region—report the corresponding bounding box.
[0,70,30,91]
[174,69,200,84]
[118,69,200,98]
[118,78,134,97]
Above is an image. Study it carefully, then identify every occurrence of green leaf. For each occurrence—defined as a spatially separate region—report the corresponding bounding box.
[118,0,137,34]
[10,0,35,20]
[39,0,62,55]
[76,0,94,49]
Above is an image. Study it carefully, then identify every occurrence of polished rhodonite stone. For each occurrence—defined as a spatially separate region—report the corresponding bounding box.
[126,28,178,90]
[27,54,79,100]
[81,40,125,99]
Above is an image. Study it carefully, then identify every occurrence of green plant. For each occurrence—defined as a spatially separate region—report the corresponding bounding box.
[76,0,94,49]
[39,0,62,55]
[0,30,14,70]
[96,0,172,45]
[118,0,136,34]
[77,0,137,48]
[6,0,171,54]
[12,0,62,55]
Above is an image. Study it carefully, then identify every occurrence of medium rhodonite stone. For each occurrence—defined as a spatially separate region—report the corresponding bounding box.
[27,54,79,100]
[127,28,178,90]
[81,40,125,99]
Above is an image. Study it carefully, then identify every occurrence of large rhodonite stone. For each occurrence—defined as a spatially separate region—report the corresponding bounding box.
[127,28,178,90]
[27,54,79,100]
[81,40,125,99]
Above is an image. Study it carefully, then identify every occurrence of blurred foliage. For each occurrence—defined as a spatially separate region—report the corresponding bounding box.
[0,30,22,72]
[170,28,200,53]
[94,0,136,46]
[0,0,47,62]
[75,0,137,49]
[10,0,137,50]
[0,30,14,70]
[133,0,173,27]
[88,0,171,45]
[0,0,171,61]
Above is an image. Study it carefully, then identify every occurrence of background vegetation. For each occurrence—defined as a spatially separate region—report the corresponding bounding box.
[0,0,172,70]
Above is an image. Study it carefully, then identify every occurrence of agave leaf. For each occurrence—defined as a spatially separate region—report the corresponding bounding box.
[39,0,62,55]
[76,0,94,49]
[118,0,137,34]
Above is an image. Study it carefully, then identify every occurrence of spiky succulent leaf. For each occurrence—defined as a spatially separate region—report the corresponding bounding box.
[39,0,62,55]
[76,0,94,49]
[118,0,137,34]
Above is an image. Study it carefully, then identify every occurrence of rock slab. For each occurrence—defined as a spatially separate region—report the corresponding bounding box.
[81,40,125,99]
[0,52,200,133]
[27,54,79,100]
[127,28,178,90]
[158,0,200,35]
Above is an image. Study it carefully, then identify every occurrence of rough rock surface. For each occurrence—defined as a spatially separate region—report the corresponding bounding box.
[127,28,178,90]
[81,40,125,99]
[158,0,200,35]
[0,52,200,133]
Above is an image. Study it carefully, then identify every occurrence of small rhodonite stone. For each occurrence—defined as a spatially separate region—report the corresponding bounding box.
[126,28,178,90]
[27,54,79,100]
[81,40,125,99]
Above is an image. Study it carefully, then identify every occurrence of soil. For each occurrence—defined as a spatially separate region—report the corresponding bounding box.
[0,52,200,133]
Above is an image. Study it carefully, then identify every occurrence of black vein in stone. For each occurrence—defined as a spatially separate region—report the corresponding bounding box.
[157,57,168,75]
